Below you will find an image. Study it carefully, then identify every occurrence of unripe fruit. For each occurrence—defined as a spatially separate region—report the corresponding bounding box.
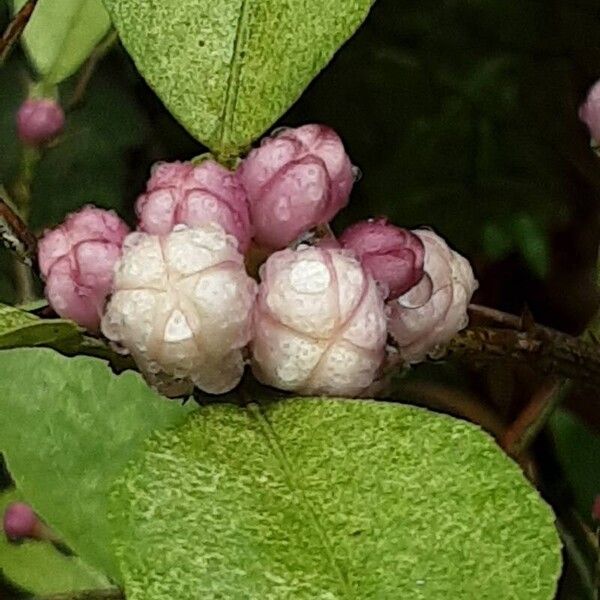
[238,124,354,249]
[579,80,600,142]
[339,218,425,299]
[16,98,65,146]
[38,206,130,332]
[251,246,387,396]
[136,159,252,252]
[102,224,257,396]
[387,229,478,363]
[3,502,40,541]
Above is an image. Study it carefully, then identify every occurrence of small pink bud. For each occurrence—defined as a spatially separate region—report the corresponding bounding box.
[38,206,130,332]
[3,502,40,541]
[238,124,355,249]
[251,245,387,396]
[136,160,252,252]
[387,229,478,363]
[579,80,600,142]
[339,218,425,300]
[16,98,65,146]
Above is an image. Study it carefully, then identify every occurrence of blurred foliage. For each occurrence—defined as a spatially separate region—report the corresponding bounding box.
[550,408,600,524]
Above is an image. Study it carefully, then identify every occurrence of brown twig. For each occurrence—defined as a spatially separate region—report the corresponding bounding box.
[446,318,600,389]
[0,196,37,265]
[0,0,38,64]
[501,378,567,457]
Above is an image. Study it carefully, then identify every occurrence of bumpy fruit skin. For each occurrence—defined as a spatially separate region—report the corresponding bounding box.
[16,98,65,146]
[38,206,130,332]
[339,218,425,299]
[579,80,600,142]
[387,229,478,363]
[238,124,354,249]
[101,224,257,396]
[251,246,387,396]
[136,159,252,252]
[3,502,39,541]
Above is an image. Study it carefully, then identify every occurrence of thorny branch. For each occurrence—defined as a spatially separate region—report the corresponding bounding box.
[0,0,38,64]
[442,304,600,390]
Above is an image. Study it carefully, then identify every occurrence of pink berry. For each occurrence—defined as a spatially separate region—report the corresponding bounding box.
[339,218,425,300]
[579,80,600,142]
[238,124,355,249]
[3,502,39,541]
[386,229,478,363]
[251,245,387,396]
[38,206,130,332]
[136,160,252,252]
[16,98,65,146]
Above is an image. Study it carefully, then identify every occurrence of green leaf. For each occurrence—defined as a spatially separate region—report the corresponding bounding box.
[102,0,374,156]
[0,488,111,595]
[0,302,81,351]
[111,398,562,599]
[13,0,111,84]
[0,348,193,582]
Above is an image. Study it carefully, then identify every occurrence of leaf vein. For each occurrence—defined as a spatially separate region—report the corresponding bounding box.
[217,0,250,155]
[249,403,352,597]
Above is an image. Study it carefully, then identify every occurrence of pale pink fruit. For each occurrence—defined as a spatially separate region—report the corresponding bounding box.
[16,98,65,146]
[38,206,129,331]
[251,245,387,396]
[387,229,477,363]
[339,218,425,299]
[238,124,355,249]
[102,224,257,396]
[136,159,252,252]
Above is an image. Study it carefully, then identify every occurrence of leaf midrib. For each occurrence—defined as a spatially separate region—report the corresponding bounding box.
[249,403,352,597]
[216,0,250,154]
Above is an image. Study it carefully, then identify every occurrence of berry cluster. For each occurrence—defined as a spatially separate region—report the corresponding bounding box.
[38,124,477,397]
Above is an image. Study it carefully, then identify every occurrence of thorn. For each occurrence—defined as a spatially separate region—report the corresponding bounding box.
[520,305,536,332]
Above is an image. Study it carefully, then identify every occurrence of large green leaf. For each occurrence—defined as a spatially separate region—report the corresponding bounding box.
[0,348,193,582]
[13,0,111,84]
[0,302,81,350]
[111,398,562,599]
[0,488,111,595]
[102,0,374,157]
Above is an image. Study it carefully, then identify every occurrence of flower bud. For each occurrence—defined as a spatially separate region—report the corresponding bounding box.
[339,218,425,299]
[136,160,252,252]
[101,224,257,396]
[38,206,130,332]
[579,80,600,142]
[387,229,478,363]
[251,246,387,396]
[238,124,354,249]
[3,502,41,541]
[16,98,65,146]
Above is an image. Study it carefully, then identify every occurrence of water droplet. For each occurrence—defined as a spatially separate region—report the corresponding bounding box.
[271,126,291,137]
[274,199,291,221]
[352,165,362,182]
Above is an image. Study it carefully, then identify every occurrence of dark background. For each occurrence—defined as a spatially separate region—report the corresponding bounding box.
[1,0,600,597]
